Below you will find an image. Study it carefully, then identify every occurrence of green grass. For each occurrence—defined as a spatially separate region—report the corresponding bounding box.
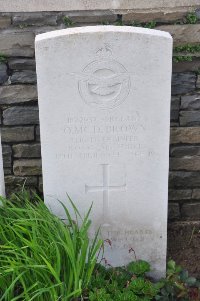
[0,191,102,301]
[0,191,199,300]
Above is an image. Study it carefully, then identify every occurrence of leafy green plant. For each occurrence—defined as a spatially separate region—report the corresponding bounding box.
[0,53,7,64]
[173,56,193,63]
[0,191,199,301]
[196,68,200,75]
[174,44,200,53]
[129,20,156,28]
[113,19,157,28]
[130,21,142,27]
[63,16,74,27]
[186,12,198,24]
[173,44,200,63]
[0,191,102,301]
[89,288,113,301]
[156,260,200,301]
[114,19,124,26]
[127,260,150,276]
[101,21,110,25]
[87,260,160,301]
[144,21,157,29]
[86,259,200,301]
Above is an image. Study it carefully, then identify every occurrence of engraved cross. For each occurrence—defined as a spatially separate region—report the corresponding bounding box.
[85,164,126,225]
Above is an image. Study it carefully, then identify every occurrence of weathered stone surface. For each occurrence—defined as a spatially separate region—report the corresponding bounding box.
[196,8,200,19]
[171,96,180,110]
[0,85,37,104]
[170,110,179,121]
[5,175,38,196]
[38,176,43,193]
[170,122,179,127]
[6,186,37,196]
[168,203,180,219]
[9,59,36,71]
[169,189,192,201]
[33,26,62,35]
[0,30,34,57]
[181,203,200,219]
[168,221,200,277]
[62,11,117,23]
[192,189,200,199]
[13,143,41,158]
[4,168,11,175]
[5,175,37,186]
[1,126,34,142]
[170,127,200,144]
[170,157,200,171]
[175,53,200,59]
[3,106,39,125]
[173,59,200,73]
[0,64,8,84]
[172,73,196,95]
[0,15,11,29]
[181,94,200,110]
[157,24,200,46]
[169,171,200,188]
[13,159,42,176]
[35,126,40,141]
[10,70,36,84]
[197,75,200,89]
[171,96,180,121]
[2,145,12,168]
[180,111,200,126]
[12,12,58,26]
[2,0,200,12]
[123,10,189,23]
[171,145,200,157]
[35,25,172,278]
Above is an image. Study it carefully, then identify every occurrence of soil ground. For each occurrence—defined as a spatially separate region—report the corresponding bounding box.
[167,221,200,278]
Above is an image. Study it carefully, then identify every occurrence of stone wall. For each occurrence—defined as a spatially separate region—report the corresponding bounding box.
[1,5,200,223]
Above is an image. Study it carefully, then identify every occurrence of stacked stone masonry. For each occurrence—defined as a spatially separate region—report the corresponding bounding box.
[1,7,200,222]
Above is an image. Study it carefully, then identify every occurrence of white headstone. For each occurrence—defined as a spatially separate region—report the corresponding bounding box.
[35,26,172,278]
[0,134,5,196]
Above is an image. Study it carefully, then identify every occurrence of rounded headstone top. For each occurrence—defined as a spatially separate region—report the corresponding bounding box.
[0,0,199,12]
[35,26,172,44]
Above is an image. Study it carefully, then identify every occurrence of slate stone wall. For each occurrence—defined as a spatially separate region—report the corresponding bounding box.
[1,9,200,222]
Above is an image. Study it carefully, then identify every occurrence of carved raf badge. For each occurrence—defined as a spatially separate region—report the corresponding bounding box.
[79,45,130,109]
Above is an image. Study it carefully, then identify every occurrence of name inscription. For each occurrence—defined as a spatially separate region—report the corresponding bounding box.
[55,113,156,160]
